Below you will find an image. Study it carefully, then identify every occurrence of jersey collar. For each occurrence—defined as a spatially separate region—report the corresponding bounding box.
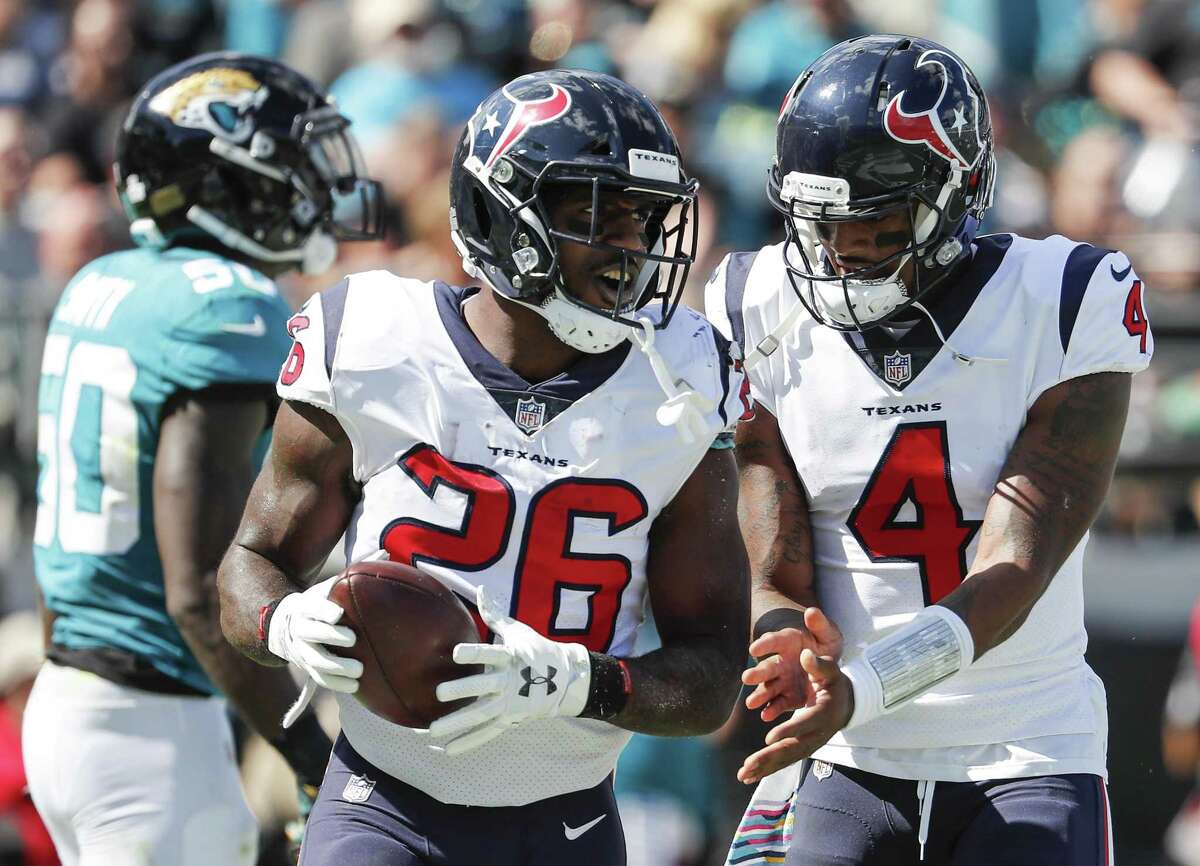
[842,234,1013,390]
[434,282,633,433]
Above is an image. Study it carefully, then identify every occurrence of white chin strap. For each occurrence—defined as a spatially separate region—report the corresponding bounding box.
[507,287,712,444]
[629,316,714,445]
[186,205,338,275]
[531,244,665,354]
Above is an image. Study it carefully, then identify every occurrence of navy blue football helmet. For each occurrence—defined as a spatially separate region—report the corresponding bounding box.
[769,35,996,330]
[449,69,699,353]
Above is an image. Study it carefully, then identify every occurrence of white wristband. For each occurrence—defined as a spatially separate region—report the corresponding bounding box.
[841,606,974,730]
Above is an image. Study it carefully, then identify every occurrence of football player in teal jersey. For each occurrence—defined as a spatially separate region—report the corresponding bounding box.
[23,52,383,866]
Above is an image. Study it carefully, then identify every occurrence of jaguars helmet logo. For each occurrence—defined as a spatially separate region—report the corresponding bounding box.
[148,67,269,143]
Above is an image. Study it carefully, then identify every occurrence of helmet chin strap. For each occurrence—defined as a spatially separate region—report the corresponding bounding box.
[788,223,908,328]
[462,254,710,444]
[908,301,1007,366]
[451,232,625,353]
[629,316,714,444]
[814,250,912,328]
[524,246,665,354]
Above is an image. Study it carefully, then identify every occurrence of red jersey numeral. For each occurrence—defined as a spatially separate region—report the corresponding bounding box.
[512,479,648,651]
[383,445,515,572]
[1122,280,1149,353]
[848,422,980,604]
[380,446,647,651]
[280,314,310,386]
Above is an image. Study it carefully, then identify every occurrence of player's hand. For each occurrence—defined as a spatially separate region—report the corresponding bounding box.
[743,606,843,722]
[737,648,853,784]
[284,781,319,863]
[268,574,362,694]
[429,586,591,756]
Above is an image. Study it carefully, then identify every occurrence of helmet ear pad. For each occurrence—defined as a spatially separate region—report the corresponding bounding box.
[450,163,558,302]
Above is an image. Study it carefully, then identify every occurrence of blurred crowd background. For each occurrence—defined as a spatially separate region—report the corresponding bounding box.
[1,0,1200,863]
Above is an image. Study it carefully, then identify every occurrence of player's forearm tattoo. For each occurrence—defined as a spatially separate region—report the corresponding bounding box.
[737,470,812,595]
[944,372,1130,658]
[777,479,813,566]
[736,426,815,612]
[1003,372,1128,542]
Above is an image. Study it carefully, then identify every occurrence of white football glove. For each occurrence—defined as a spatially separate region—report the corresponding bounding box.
[268,574,363,727]
[429,586,591,755]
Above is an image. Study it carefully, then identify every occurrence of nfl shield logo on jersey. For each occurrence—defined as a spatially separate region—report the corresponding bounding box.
[515,395,547,434]
[342,774,376,803]
[883,350,912,386]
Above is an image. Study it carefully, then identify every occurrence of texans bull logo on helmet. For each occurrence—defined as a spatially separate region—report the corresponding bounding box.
[466,82,573,173]
[882,49,985,172]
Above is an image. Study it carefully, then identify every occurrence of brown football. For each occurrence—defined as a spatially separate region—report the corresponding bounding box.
[328,560,482,728]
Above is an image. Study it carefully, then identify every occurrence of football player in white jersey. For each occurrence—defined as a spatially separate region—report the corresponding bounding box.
[705,36,1152,866]
[218,69,751,866]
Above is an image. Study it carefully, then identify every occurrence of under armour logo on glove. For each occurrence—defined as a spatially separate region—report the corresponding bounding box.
[430,586,592,755]
[519,665,558,696]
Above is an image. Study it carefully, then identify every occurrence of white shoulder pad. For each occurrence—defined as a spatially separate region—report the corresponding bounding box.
[703,255,736,344]
[702,245,790,417]
[275,270,426,412]
[653,305,752,438]
[324,270,430,374]
[1058,246,1153,381]
[702,250,765,355]
[278,270,438,482]
[276,281,337,413]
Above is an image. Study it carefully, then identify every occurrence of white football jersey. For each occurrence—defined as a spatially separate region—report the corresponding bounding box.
[279,271,747,805]
[706,234,1153,782]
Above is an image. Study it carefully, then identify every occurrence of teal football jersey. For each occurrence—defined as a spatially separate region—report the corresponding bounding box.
[33,247,293,694]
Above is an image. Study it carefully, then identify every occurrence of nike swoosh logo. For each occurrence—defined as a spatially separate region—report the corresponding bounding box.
[220,314,266,337]
[1110,261,1132,282]
[563,814,606,840]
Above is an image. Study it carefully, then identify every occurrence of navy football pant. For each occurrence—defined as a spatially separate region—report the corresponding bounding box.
[783,761,1111,866]
[299,735,626,866]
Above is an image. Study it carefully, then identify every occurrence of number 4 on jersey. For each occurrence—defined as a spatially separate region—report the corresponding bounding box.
[1122,280,1149,354]
[848,422,981,605]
